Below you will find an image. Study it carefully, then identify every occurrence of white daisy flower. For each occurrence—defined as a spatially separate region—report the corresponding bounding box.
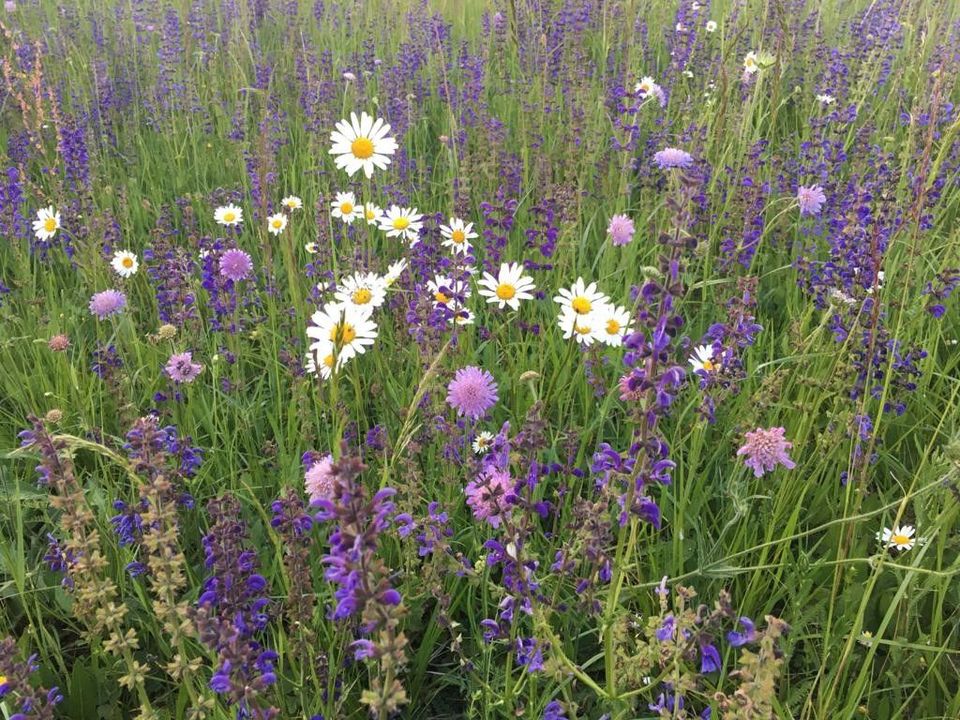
[472,431,495,455]
[328,111,398,178]
[450,307,475,326]
[816,93,836,105]
[335,272,387,310]
[110,250,139,278]
[330,192,363,224]
[689,344,719,373]
[427,275,471,307]
[553,278,610,316]
[478,262,536,310]
[305,242,319,254]
[705,20,717,32]
[440,217,478,255]
[558,307,602,345]
[743,51,760,75]
[214,204,243,226]
[305,342,347,380]
[282,195,303,211]
[306,301,378,365]
[596,304,633,347]
[33,206,61,240]
[384,258,408,287]
[363,202,383,225]
[378,205,423,244]
[877,525,918,552]
[267,212,288,235]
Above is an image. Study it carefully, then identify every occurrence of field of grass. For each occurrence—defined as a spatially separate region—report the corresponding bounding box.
[1,0,959,718]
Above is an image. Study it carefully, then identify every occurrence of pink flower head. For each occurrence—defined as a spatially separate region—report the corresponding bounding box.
[165,351,203,384]
[219,248,253,282]
[736,427,796,477]
[653,147,694,170]
[88,289,127,319]
[305,454,336,504]
[465,468,514,527]
[607,214,635,246]
[797,185,826,216]
[446,366,498,420]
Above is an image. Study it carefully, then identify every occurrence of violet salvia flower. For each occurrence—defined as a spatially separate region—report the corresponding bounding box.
[797,184,827,216]
[737,427,796,477]
[88,289,127,319]
[0,637,64,719]
[270,489,316,642]
[607,213,635,246]
[727,616,757,647]
[653,147,694,169]
[446,366,499,420]
[164,351,203,383]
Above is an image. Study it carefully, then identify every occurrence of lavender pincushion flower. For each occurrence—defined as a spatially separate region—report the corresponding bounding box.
[607,214,635,246]
[464,467,513,527]
[737,426,796,477]
[797,185,827,216]
[446,366,498,420]
[304,453,335,504]
[88,289,127,319]
[219,248,253,282]
[165,351,203,383]
[653,147,694,170]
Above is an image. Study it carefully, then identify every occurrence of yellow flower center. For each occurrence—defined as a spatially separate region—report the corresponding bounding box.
[43,217,57,232]
[575,323,592,335]
[223,211,236,223]
[122,257,134,268]
[330,322,357,345]
[891,533,911,547]
[365,208,376,220]
[340,202,354,215]
[392,217,410,231]
[477,437,490,447]
[496,283,516,300]
[451,229,466,243]
[639,82,652,93]
[606,319,620,334]
[571,296,592,314]
[434,291,450,304]
[351,288,372,304]
[272,219,283,229]
[323,353,335,368]
[702,359,715,372]
[745,57,756,68]
[351,137,374,159]
[286,200,298,209]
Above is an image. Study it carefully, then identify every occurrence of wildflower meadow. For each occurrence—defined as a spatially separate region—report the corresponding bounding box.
[1,0,960,718]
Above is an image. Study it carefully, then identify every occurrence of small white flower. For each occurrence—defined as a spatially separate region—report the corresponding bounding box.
[330,192,363,224]
[384,258,408,286]
[363,202,383,225]
[328,111,398,179]
[877,525,918,552]
[33,206,61,240]
[472,431,495,455]
[214,204,243,226]
[705,20,717,32]
[267,212,288,235]
[558,307,602,345]
[440,217,478,255]
[816,93,836,105]
[689,344,719,373]
[596,304,633,347]
[304,242,319,254]
[477,262,536,311]
[378,205,423,244]
[110,250,139,278]
[335,272,387,310]
[743,51,760,75]
[554,278,609,316]
[282,195,303,211]
[306,301,378,367]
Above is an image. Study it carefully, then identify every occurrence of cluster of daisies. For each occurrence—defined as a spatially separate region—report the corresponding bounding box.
[553,277,634,347]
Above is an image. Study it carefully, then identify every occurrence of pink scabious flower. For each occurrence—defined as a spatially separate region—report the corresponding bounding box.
[47,334,70,352]
[165,351,203,384]
[464,468,514,527]
[446,366,499,420]
[797,185,826,216]
[607,214,635,246]
[305,454,336,504]
[736,427,796,477]
[653,147,694,170]
[88,289,127,319]
[219,248,253,282]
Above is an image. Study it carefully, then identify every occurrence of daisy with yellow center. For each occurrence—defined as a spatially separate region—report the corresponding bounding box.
[214,204,243,226]
[306,301,378,370]
[877,525,919,552]
[363,202,383,225]
[335,272,388,310]
[427,275,471,307]
[110,250,139,278]
[282,195,303,211]
[378,205,423,244]
[743,51,759,75]
[305,242,319,254]
[304,342,344,380]
[383,258,408,287]
[267,212,288,236]
[472,430,495,455]
[329,111,398,178]
[450,308,475,326]
[597,304,633,347]
[330,191,363,224]
[553,277,610,316]
[557,307,601,345]
[440,217,478,255]
[689,344,719,374]
[33,206,61,240]
[478,262,536,311]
